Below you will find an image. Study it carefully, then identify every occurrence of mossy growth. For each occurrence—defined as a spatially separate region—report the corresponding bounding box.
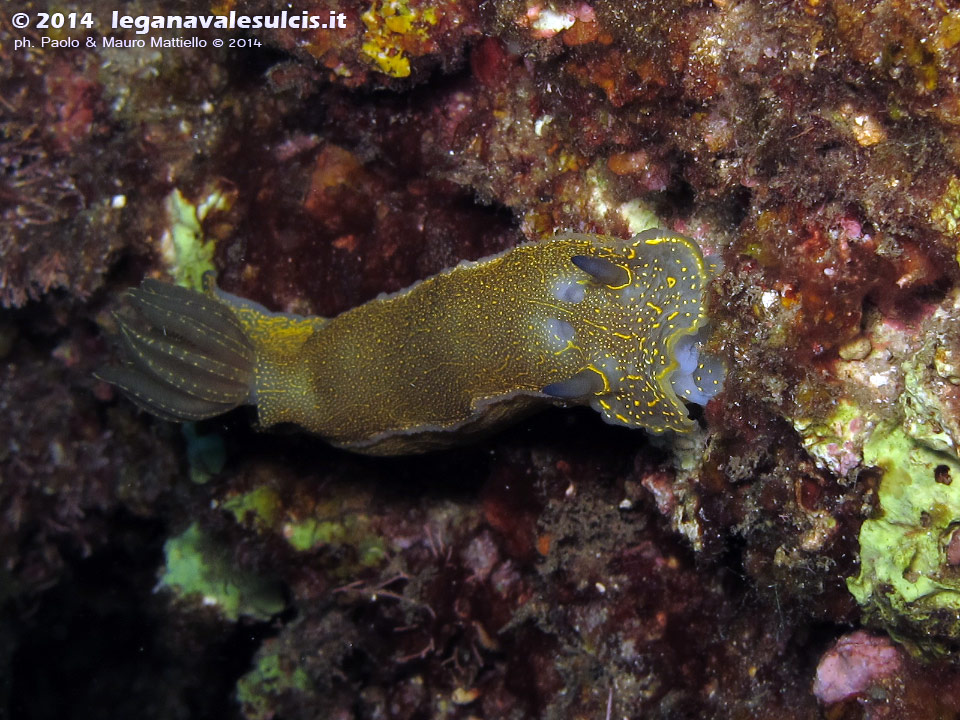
[283,514,387,570]
[236,640,312,720]
[846,421,960,655]
[223,485,283,531]
[222,486,388,573]
[159,185,234,290]
[360,0,438,78]
[159,523,284,621]
[931,176,960,268]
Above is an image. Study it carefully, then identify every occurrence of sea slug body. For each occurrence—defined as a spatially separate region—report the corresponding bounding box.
[98,229,725,455]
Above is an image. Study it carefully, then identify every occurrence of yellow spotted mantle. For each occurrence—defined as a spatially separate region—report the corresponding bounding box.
[99,229,722,455]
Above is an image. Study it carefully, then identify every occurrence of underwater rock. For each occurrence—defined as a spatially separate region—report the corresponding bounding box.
[813,631,903,705]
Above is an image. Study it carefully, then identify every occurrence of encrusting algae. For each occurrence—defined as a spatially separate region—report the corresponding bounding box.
[97,229,724,454]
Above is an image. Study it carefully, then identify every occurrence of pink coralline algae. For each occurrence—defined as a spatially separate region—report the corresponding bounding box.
[813,631,903,705]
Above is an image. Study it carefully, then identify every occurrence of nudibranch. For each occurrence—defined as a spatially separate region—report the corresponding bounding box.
[97,229,725,455]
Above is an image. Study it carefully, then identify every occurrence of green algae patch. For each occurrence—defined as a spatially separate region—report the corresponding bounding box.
[221,482,388,574]
[160,523,284,621]
[284,517,347,551]
[931,176,960,268]
[159,185,234,290]
[283,513,387,569]
[223,486,283,532]
[846,422,960,654]
[236,640,312,720]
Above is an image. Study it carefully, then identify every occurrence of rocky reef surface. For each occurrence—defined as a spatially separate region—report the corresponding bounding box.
[7,0,960,717]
